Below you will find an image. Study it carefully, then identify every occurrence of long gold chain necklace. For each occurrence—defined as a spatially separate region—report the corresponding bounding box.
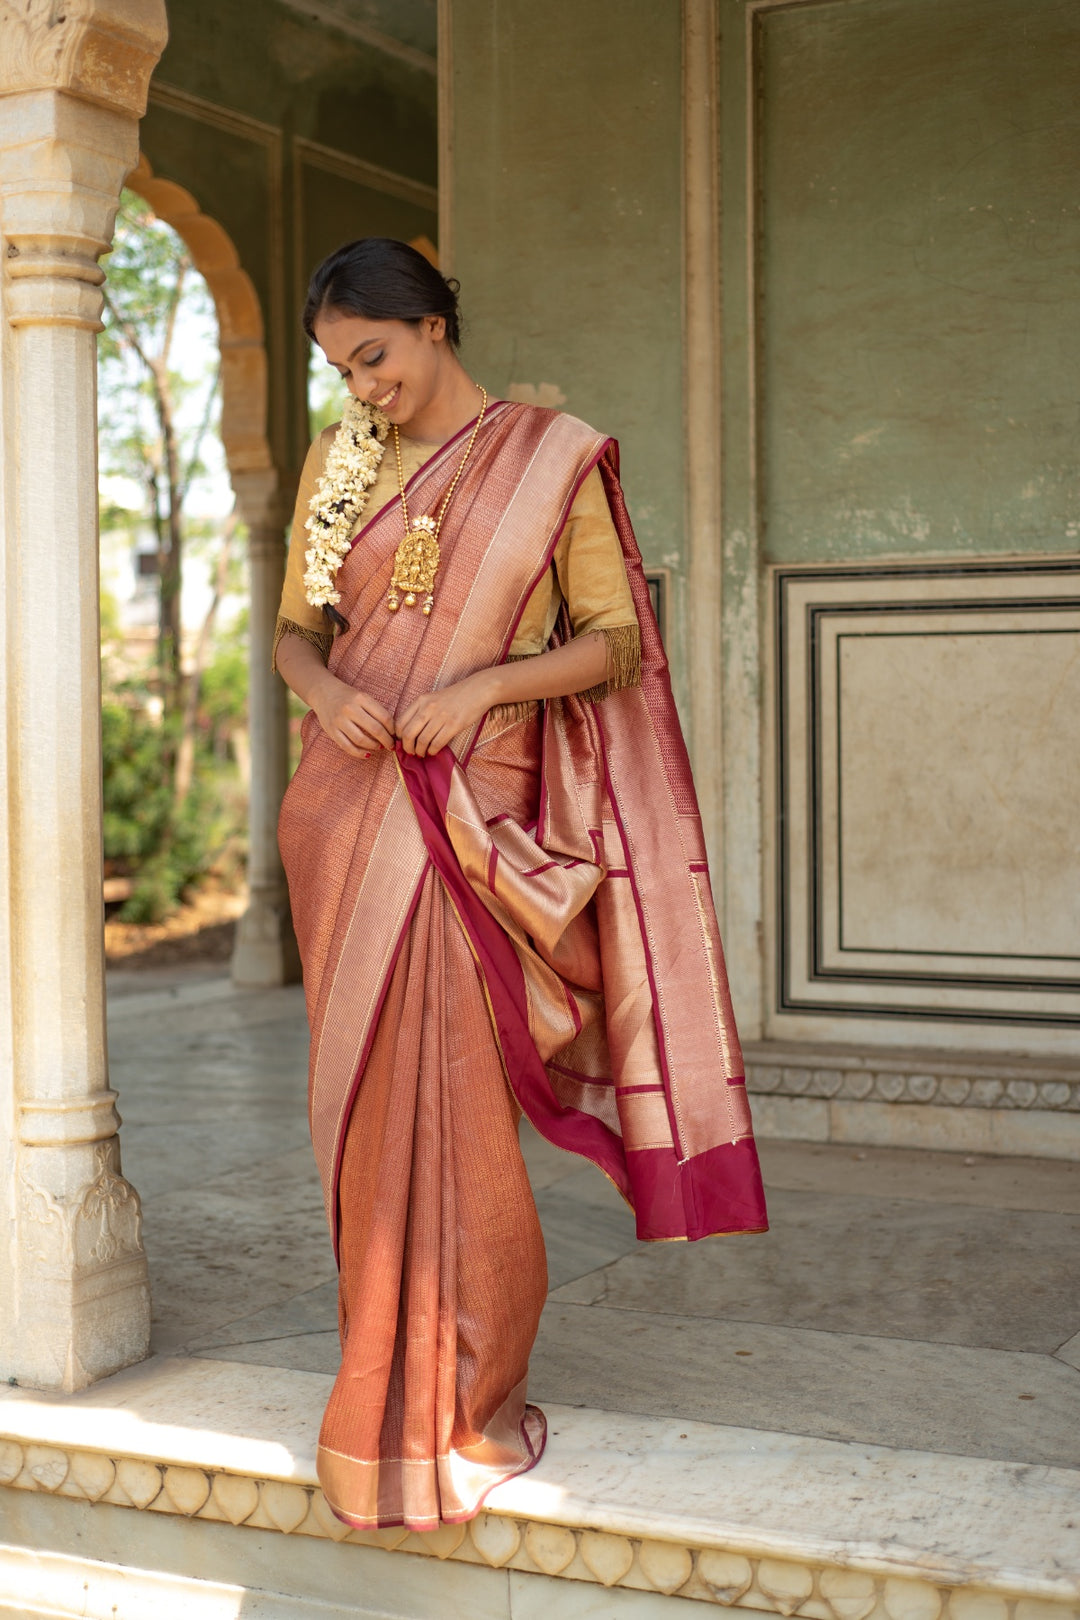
[387,384,488,615]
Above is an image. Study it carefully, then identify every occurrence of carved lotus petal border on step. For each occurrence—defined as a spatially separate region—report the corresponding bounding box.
[1,1441,1076,1620]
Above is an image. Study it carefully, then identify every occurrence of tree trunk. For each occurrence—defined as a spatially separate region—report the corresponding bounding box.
[153,358,185,723]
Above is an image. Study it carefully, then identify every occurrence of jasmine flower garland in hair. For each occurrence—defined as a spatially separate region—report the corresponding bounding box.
[303,398,390,607]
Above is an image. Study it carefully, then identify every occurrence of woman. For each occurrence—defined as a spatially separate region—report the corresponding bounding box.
[275,238,767,1534]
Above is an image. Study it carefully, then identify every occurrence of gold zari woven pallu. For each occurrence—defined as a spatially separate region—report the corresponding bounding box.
[278,401,767,1534]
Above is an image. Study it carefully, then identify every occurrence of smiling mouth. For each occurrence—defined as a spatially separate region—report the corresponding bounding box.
[374,383,400,409]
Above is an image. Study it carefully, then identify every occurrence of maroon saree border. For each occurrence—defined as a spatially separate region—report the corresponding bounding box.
[346,399,514,555]
[397,747,767,1242]
[458,431,612,772]
[397,745,632,1199]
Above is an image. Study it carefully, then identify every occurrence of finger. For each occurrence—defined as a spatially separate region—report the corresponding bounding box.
[413,717,445,759]
[400,708,435,755]
[341,712,394,754]
[368,698,397,734]
[339,717,381,752]
[345,705,395,750]
[341,709,393,751]
[396,699,422,736]
[360,703,397,748]
[330,728,368,760]
[396,693,440,736]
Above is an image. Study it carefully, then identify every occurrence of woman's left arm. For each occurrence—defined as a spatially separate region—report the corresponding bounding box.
[396,633,608,758]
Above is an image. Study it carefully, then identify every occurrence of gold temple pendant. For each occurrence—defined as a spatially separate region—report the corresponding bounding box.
[387,515,440,614]
[388,388,487,618]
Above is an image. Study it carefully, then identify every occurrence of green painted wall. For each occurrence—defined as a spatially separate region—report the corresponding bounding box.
[757,0,1080,563]
[153,0,437,181]
[139,0,438,478]
[449,0,688,698]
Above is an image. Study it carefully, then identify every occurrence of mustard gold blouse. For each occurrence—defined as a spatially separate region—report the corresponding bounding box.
[273,422,641,698]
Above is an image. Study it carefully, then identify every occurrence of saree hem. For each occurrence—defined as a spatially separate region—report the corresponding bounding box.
[317,1404,547,1533]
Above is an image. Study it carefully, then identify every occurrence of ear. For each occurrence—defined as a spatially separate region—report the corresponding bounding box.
[422,314,447,343]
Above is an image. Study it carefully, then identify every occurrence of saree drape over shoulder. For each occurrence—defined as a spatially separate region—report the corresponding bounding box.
[278,401,767,1533]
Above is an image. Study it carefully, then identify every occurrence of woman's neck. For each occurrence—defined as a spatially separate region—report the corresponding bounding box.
[400,355,485,445]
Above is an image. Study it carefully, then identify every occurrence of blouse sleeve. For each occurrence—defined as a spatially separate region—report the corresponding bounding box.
[272,426,339,673]
[552,465,640,700]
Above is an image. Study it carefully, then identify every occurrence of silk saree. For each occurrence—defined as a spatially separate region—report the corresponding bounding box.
[278,400,768,1532]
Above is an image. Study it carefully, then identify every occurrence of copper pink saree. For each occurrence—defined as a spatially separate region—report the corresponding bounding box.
[279,401,767,1532]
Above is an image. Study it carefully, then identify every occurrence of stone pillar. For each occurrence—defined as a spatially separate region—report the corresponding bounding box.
[683,0,724,886]
[0,4,167,1390]
[230,470,301,988]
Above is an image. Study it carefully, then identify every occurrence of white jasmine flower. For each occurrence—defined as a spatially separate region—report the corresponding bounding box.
[303,398,389,607]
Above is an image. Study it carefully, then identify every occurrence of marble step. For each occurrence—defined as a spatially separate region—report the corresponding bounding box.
[1,1355,1077,1619]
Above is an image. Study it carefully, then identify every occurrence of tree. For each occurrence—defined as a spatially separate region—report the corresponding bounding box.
[98,190,222,736]
[98,191,248,922]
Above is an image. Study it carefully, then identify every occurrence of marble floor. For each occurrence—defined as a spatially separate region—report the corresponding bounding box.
[106,965,1080,1473]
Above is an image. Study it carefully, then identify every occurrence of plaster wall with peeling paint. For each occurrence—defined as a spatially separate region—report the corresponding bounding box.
[447,0,689,705]
[448,0,1080,1073]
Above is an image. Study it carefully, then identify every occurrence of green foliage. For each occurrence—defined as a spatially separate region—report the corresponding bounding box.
[98,190,246,925]
[101,628,249,924]
[99,587,123,646]
[101,688,202,922]
[99,193,198,363]
[308,341,349,436]
[98,191,219,492]
[201,639,249,732]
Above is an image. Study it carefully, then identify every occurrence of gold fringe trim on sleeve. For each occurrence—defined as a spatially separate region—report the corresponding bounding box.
[498,622,642,715]
[484,698,542,728]
[488,657,540,724]
[271,616,334,674]
[576,622,642,704]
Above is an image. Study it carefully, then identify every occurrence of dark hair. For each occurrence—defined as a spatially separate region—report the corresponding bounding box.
[302,237,461,347]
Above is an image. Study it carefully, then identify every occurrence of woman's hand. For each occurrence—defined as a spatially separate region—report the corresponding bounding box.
[397,671,498,757]
[312,673,397,759]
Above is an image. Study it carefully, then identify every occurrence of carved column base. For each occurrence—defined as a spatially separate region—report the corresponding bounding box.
[231,880,302,988]
[13,1137,150,1392]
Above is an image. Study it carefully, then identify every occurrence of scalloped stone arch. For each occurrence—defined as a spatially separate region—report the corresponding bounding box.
[120,153,295,990]
[124,153,274,486]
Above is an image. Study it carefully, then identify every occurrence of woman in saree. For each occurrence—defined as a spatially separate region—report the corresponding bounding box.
[274,238,767,1534]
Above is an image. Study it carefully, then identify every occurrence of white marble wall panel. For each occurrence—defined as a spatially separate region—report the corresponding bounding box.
[767,562,1080,1052]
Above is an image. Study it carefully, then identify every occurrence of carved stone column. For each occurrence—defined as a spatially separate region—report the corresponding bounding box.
[230,469,301,988]
[0,2,167,1390]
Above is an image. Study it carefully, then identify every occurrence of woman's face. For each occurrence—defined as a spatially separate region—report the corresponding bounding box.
[313,311,447,429]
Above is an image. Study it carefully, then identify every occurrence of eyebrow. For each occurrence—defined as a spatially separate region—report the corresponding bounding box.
[346,338,382,362]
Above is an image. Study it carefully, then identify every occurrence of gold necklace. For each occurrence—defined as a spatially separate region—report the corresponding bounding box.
[387,385,489,615]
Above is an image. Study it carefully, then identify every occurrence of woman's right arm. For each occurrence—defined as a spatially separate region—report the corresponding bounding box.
[276,633,396,758]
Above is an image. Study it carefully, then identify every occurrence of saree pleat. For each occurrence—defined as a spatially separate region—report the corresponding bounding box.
[318,860,548,1530]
